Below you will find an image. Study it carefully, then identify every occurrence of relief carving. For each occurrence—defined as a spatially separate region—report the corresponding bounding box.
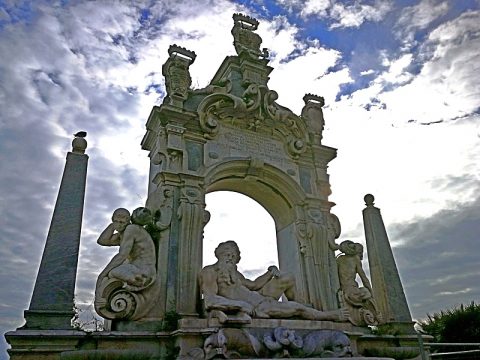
[197,84,307,158]
[231,13,268,61]
[190,327,353,359]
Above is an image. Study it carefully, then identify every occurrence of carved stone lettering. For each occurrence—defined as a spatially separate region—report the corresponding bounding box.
[209,129,294,170]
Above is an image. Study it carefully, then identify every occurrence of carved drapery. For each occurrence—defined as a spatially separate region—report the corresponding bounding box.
[295,219,319,308]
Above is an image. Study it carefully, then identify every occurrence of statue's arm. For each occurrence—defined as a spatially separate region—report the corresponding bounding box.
[155,206,173,231]
[99,228,134,277]
[328,237,340,251]
[243,266,278,291]
[357,259,373,293]
[97,223,120,246]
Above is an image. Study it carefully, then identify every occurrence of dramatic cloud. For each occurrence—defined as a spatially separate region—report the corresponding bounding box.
[276,0,393,28]
[390,190,480,318]
[1,1,479,358]
[396,0,450,46]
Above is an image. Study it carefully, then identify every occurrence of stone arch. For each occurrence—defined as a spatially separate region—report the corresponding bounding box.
[140,15,340,317]
[204,159,306,229]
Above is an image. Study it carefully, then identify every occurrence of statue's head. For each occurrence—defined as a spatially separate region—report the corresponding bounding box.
[112,208,130,232]
[339,240,364,258]
[214,241,241,265]
[131,207,152,226]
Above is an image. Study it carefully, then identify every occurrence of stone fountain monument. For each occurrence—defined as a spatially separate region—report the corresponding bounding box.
[5,13,427,360]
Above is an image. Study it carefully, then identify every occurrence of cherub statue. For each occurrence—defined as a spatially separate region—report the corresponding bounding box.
[336,240,382,326]
[96,207,156,292]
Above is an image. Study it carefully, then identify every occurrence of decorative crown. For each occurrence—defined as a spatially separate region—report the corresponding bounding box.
[303,93,325,105]
[168,44,197,63]
[233,13,259,30]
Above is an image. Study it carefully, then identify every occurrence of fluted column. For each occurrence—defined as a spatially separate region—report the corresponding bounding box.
[23,134,88,329]
[362,194,414,333]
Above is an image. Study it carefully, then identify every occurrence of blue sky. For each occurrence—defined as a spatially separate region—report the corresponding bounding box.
[1,0,479,358]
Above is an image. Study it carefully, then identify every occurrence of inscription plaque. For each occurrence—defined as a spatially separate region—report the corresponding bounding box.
[206,127,297,174]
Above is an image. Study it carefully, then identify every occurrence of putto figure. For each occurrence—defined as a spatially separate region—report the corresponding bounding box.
[199,240,348,323]
[337,240,382,326]
[96,207,156,292]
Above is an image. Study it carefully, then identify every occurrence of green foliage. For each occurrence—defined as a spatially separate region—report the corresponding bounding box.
[370,323,401,336]
[419,301,480,343]
[144,221,161,241]
[162,309,181,331]
[71,301,104,332]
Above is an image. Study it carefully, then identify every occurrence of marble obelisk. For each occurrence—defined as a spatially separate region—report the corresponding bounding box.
[23,134,88,329]
[362,194,414,333]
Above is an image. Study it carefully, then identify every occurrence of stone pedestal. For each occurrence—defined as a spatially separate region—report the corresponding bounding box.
[5,319,428,359]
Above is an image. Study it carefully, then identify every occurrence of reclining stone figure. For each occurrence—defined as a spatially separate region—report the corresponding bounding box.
[199,240,348,323]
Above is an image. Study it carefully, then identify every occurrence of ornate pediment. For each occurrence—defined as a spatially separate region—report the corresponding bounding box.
[197,83,308,159]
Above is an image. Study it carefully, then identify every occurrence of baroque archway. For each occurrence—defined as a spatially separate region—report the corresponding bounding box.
[141,14,341,319]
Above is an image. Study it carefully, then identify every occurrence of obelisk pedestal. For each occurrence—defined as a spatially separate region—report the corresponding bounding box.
[23,134,89,330]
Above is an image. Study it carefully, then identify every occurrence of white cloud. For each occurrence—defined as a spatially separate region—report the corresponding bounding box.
[314,12,480,249]
[301,0,331,18]
[329,0,392,29]
[395,0,450,46]
[276,0,393,29]
[360,69,374,76]
[269,47,351,113]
